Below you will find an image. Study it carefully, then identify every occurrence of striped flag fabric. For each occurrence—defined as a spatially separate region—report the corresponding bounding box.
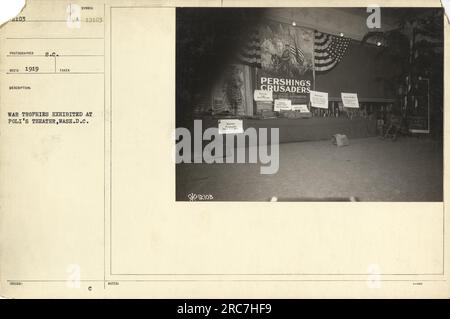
[289,44,305,63]
[235,27,262,68]
[234,28,350,73]
[314,31,351,72]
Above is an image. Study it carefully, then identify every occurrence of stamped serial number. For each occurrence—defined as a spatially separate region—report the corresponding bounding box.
[187,193,214,201]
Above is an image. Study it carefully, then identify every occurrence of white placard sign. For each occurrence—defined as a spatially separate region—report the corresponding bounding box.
[274,99,292,111]
[309,90,328,109]
[341,93,359,108]
[253,90,273,102]
[292,104,310,113]
[218,119,244,134]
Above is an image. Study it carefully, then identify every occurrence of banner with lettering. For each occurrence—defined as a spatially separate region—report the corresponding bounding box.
[257,21,314,100]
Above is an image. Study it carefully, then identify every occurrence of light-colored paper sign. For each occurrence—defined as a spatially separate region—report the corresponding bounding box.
[309,90,328,109]
[218,119,244,134]
[274,99,292,111]
[292,104,310,113]
[254,89,273,101]
[341,92,360,108]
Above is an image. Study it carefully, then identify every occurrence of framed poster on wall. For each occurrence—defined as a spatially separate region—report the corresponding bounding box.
[256,21,314,101]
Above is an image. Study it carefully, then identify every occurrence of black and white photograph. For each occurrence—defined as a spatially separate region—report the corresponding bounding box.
[1,0,449,300]
[176,7,444,202]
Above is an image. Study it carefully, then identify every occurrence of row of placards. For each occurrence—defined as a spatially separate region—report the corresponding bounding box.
[273,99,310,112]
[254,90,360,109]
[310,91,359,109]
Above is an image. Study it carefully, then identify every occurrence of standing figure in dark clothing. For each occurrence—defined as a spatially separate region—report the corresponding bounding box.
[224,66,244,115]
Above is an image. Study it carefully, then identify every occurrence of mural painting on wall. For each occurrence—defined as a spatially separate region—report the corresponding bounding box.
[258,21,314,99]
[210,22,314,115]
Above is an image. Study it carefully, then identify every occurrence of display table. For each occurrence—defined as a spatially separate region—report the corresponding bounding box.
[190,116,377,144]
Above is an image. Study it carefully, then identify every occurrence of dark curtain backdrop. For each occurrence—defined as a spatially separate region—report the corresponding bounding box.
[315,41,401,100]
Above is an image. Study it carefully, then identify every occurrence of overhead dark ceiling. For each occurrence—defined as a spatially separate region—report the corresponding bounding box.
[334,7,435,25]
